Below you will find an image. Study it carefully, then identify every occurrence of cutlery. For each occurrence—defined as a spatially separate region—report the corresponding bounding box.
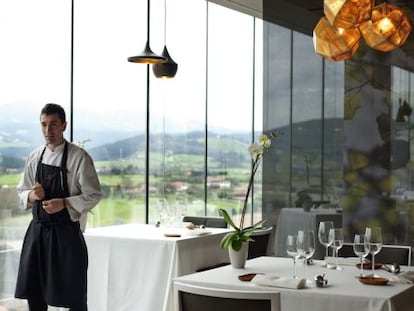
[382,263,401,274]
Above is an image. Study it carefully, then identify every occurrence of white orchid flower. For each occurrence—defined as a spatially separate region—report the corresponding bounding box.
[248,143,262,161]
[258,134,271,149]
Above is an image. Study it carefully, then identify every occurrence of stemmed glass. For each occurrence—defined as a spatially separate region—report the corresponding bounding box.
[329,228,344,270]
[286,234,300,279]
[296,230,315,283]
[318,221,334,268]
[364,227,382,277]
[353,233,369,277]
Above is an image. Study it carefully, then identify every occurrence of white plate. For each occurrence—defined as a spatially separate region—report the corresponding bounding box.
[186,228,212,236]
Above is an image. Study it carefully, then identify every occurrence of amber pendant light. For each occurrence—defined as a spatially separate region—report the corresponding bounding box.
[313,16,361,61]
[152,0,178,78]
[359,3,412,52]
[324,0,374,29]
[128,0,166,64]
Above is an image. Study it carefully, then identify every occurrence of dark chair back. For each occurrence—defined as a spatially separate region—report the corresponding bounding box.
[175,281,281,311]
[248,227,273,259]
[338,243,412,266]
[182,216,228,228]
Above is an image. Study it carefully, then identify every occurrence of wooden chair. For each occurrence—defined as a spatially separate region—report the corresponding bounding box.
[182,216,228,228]
[174,281,281,311]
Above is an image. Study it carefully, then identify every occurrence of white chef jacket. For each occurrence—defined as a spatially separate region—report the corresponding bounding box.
[17,140,102,231]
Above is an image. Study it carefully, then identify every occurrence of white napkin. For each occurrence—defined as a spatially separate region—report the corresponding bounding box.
[251,274,306,289]
[392,271,414,284]
[325,256,361,266]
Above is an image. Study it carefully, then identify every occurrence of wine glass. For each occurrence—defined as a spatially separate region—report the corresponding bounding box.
[318,221,334,268]
[329,228,344,270]
[353,233,369,277]
[296,230,315,283]
[286,234,300,278]
[364,227,382,277]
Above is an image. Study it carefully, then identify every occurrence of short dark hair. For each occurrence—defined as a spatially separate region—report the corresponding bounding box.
[40,103,66,123]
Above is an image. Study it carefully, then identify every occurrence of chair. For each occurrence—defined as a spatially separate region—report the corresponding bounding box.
[338,243,412,266]
[174,281,281,311]
[196,226,274,272]
[375,245,412,266]
[182,216,228,228]
[248,226,274,259]
[337,243,355,258]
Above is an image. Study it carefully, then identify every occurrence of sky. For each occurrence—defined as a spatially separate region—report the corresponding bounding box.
[0,0,263,133]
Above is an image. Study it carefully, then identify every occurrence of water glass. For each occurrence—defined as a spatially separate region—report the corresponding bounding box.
[364,227,382,277]
[353,234,369,277]
[286,234,300,278]
[318,221,334,268]
[329,228,344,270]
[296,230,315,283]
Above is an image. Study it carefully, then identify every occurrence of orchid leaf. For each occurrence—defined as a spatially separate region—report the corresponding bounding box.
[219,208,238,230]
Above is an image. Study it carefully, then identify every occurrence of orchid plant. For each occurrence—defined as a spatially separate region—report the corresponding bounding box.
[219,132,278,251]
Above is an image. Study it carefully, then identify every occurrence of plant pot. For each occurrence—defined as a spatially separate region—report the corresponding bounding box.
[228,242,249,269]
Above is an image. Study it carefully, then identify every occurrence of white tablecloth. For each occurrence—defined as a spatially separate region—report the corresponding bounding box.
[84,224,229,311]
[173,256,414,311]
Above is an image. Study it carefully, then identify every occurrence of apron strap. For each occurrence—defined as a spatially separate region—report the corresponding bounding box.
[60,142,70,197]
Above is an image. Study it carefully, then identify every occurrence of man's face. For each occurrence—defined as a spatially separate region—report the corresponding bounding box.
[40,113,66,147]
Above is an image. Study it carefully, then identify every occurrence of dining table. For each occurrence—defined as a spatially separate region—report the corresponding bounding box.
[173,256,414,311]
[84,223,230,311]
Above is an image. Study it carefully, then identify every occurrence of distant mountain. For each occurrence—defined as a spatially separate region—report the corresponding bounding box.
[88,118,345,162]
[0,100,344,168]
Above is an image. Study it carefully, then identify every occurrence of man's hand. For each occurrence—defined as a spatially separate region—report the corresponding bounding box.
[42,198,66,214]
[29,182,45,202]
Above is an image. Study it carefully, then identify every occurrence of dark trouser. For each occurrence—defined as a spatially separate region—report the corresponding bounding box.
[28,297,87,311]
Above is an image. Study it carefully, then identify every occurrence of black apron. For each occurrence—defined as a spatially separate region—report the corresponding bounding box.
[15,143,88,308]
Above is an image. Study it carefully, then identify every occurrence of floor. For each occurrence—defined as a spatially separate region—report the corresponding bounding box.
[0,299,66,311]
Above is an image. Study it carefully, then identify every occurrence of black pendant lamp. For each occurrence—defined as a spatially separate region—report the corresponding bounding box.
[152,0,178,78]
[128,0,166,64]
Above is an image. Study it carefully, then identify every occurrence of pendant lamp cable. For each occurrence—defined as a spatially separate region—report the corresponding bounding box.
[147,0,151,43]
[163,0,167,46]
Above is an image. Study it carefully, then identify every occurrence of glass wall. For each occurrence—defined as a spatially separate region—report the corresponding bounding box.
[291,31,323,203]
[150,0,207,225]
[2,0,414,307]
[0,0,71,307]
[206,4,255,224]
[262,22,345,213]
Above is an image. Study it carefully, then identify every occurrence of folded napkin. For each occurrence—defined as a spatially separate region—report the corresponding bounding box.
[325,256,361,266]
[391,271,414,284]
[251,274,306,289]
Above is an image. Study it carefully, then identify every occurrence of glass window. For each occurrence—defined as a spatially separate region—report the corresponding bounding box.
[150,0,207,225]
[0,0,71,305]
[324,61,344,204]
[73,0,148,227]
[206,3,255,224]
[291,31,323,204]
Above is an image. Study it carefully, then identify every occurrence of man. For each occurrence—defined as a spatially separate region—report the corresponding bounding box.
[15,103,102,311]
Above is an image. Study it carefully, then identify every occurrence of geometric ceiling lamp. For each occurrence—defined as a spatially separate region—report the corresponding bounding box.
[128,0,166,64]
[313,16,361,61]
[359,3,412,52]
[152,0,178,78]
[324,0,374,29]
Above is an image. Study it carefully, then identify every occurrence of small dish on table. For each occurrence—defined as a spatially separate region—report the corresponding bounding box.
[238,273,264,282]
[358,276,389,285]
[356,262,382,270]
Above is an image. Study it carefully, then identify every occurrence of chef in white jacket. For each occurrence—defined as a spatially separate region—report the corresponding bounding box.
[15,103,102,311]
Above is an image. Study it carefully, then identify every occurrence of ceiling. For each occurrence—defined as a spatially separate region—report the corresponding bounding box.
[208,0,414,66]
[208,0,414,36]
